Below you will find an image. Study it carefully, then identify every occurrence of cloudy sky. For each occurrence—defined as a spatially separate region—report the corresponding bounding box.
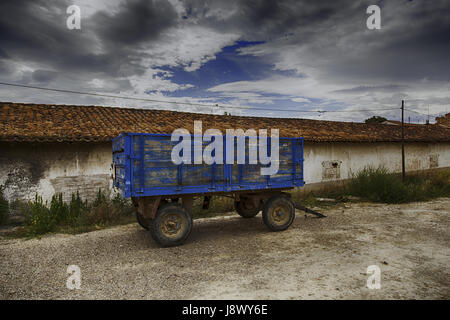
[1,0,449,122]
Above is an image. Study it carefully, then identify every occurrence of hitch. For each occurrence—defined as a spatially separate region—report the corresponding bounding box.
[294,204,327,218]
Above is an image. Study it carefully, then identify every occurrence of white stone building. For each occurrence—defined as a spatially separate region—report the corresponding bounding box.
[1,102,449,203]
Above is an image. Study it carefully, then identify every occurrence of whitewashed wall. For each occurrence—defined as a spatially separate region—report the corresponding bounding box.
[1,141,449,203]
[303,142,450,184]
[1,142,113,203]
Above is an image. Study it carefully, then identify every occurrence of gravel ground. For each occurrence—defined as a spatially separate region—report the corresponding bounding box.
[0,198,449,300]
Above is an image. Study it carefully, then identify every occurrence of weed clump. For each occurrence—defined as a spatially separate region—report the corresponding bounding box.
[348,166,450,203]
[0,186,10,225]
[14,190,134,237]
[289,167,450,206]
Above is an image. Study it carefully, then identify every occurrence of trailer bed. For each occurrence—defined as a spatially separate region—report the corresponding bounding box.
[112,133,304,198]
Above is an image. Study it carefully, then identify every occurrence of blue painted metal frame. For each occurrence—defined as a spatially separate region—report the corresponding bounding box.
[112,132,305,198]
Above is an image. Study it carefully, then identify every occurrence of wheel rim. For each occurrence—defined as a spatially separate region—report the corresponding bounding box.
[160,213,186,238]
[270,203,291,225]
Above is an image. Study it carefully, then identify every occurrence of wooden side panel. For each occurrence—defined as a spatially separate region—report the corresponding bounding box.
[131,134,225,192]
[229,138,302,187]
[117,133,304,197]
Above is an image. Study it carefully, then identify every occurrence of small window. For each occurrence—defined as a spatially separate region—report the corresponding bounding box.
[322,160,342,181]
[429,154,439,169]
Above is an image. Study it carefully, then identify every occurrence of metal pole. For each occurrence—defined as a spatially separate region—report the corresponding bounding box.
[401,100,405,182]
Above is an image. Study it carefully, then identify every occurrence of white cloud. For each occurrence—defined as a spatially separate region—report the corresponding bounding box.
[138,25,239,72]
[291,97,310,103]
[207,74,450,121]
[124,68,194,94]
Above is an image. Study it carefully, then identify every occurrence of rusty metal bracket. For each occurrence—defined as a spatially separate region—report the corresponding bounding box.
[138,196,161,220]
[202,196,211,210]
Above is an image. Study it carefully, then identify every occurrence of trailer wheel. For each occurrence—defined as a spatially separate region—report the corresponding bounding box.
[136,211,150,230]
[262,195,295,231]
[149,203,192,247]
[234,199,261,218]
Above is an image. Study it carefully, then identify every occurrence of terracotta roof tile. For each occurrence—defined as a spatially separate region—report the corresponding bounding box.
[0,102,449,143]
[436,113,450,127]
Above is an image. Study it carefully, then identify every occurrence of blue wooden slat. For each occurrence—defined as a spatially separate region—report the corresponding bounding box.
[112,133,305,198]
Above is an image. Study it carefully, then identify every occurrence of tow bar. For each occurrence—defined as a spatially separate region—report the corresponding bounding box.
[294,204,327,218]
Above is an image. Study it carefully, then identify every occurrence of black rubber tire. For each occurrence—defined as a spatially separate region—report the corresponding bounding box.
[234,199,262,218]
[262,195,295,231]
[149,203,193,247]
[136,210,150,230]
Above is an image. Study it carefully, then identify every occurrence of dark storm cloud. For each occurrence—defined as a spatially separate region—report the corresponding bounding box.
[0,60,11,75]
[1,0,450,117]
[0,0,89,68]
[333,85,410,94]
[234,0,345,35]
[0,0,177,80]
[0,0,133,89]
[93,0,178,46]
[183,0,362,39]
[2,0,449,84]
[32,70,58,83]
[320,0,450,83]
[0,48,8,58]
[183,0,450,83]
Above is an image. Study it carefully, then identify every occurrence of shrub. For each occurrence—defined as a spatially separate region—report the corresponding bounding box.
[348,166,408,203]
[111,192,127,207]
[0,186,9,225]
[10,190,134,237]
[27,195,56,235]
[69,191,88,223]
[429,170,450,197]
[50,193,71,225]
[111,192,135,217]
[348,166,450,203]
[365,116,387,124]
[83,189,131,225]
[92,189,108,208]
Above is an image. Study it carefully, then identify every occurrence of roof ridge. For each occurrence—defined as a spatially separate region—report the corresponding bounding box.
[1,101,449,143]
[0,101,375,124]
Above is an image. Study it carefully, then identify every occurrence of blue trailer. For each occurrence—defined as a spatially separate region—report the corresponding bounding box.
[112,132,306,247]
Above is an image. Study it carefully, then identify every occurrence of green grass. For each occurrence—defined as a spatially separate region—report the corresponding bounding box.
[289,167,450,206]
[348,166,450,203]
[7,191,234,237]
[9,190,135,238]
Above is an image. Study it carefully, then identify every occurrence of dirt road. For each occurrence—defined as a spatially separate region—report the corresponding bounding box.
[1,198,449,299]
